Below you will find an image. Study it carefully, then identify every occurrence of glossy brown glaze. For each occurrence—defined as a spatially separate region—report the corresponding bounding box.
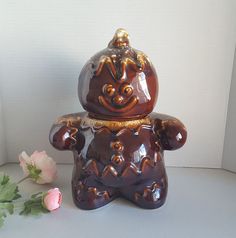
[49,29,187,210]
[78,29,158,120]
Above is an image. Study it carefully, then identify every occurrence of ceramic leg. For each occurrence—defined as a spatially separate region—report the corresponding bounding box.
[120,177,168,209]
[72,179,118,210]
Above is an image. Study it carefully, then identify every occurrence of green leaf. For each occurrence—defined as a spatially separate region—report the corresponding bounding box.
[0,174,21,202]
[0,174,21,227]
[0,203,14,227]
[0,175,9,186]
[31,192,43,199]
[0,203,14,215]
[13,194,21,200]
[0,210,7,227]
[19,194,49,216]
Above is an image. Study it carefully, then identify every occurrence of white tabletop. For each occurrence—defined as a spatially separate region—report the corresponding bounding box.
[0,164,235,238]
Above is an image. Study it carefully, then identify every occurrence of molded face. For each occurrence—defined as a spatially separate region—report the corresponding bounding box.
[78,29,158,120]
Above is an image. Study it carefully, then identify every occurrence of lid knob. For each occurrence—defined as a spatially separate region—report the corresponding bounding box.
[108,28,130,48]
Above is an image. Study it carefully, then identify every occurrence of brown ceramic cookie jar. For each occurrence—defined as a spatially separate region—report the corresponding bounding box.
[49,29,187,210]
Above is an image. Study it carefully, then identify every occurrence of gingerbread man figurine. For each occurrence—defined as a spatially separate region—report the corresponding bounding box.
[49,29,187,210]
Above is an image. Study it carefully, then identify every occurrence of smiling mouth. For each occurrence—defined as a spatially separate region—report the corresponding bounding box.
[98,95,139,113]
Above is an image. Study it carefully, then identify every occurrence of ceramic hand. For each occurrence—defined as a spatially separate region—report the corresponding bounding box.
[49,114,84,151]
[153,113,187,151]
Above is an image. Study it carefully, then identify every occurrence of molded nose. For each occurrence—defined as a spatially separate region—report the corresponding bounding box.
[112,95,124,106]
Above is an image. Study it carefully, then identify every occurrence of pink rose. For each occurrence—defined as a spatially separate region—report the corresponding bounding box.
[43,188,62,211]
[19,151,57,184]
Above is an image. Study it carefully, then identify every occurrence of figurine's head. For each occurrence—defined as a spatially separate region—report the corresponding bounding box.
[78,28,158,120]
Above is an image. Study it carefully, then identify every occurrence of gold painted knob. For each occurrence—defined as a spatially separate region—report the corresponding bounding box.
[108,28,130,48]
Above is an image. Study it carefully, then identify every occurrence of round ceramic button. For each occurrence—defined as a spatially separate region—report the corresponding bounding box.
[110,141,124,152]
[111,155,124,165]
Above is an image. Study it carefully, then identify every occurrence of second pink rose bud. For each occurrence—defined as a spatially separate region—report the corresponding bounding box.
[43,188,62,211]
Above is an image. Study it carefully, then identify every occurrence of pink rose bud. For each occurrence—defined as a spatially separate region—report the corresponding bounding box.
[43,188,62,211]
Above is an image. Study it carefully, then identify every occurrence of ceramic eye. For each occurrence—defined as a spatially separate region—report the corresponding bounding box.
[120,84,133,97]
[102,84,115,97]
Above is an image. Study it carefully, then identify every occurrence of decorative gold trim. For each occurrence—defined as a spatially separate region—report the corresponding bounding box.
[95,56,117,78]
[134,182,161,202]
[55,115,81,126]
[83,156,161,178]
[94,29,152,82]
[94,53,149,81]
[81,115,151,131]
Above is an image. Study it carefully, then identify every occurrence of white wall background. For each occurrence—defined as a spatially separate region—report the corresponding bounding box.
[0,75,6,165]
[0,98,6,165]
[0,0,235,167]
[223,49,236,173]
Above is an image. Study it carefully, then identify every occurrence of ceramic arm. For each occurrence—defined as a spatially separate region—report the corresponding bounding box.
[49,113,84,151]
[152,113,187,151]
